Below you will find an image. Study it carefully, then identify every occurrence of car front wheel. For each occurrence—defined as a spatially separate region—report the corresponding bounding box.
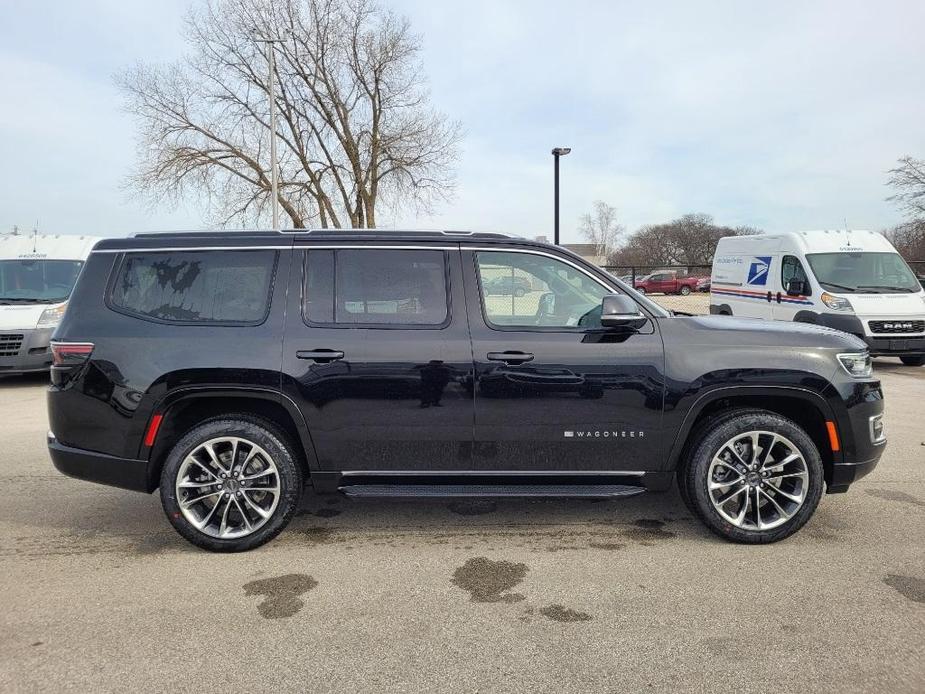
[160,416,303,552]
[680,409,823,543]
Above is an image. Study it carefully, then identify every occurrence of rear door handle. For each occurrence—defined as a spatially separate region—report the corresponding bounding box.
[296,349,345,363]
[487,351,534,365]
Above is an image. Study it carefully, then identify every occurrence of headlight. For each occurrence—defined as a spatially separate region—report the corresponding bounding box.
[821,292,853,311]
[37,303,68,328]
[837,352,872,378]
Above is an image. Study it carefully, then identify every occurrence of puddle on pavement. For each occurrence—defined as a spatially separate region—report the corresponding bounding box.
[452,557,528,603]
[539,604,592,623]
[883,574,925,603]
[243,573,318,619]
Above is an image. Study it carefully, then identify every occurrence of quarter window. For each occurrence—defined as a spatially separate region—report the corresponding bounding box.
[110,250,276,324]
[304,249,448,327]
[476,251,611,329]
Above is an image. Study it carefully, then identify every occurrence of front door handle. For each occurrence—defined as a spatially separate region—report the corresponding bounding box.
[296,349,345,363]
[487,351,534,365]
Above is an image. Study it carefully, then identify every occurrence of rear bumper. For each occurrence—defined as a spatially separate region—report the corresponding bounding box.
[48,433,154,493]
[0,327,55,373]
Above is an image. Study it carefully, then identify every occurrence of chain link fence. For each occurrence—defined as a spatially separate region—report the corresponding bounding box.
[602,264,713,314]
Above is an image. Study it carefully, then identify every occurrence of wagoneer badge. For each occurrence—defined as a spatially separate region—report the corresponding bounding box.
[564,430,645,438]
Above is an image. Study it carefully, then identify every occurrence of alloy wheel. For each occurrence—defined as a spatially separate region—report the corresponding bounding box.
[175,436,281,539]
[707,430,809,531]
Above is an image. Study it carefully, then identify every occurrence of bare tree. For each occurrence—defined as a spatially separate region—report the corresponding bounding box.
[887,156,925,221]
[609,213,759,267]
[883,220,925,260]
[117,0,462,228]
[578,201,624,259]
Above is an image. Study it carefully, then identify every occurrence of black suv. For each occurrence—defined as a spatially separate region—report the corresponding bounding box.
[47,231,886,551]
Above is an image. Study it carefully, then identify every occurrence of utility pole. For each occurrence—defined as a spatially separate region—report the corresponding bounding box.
[551,147,571,245]
[255,35,283,230]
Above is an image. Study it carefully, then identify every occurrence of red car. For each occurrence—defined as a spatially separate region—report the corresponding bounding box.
[634,271,700,295]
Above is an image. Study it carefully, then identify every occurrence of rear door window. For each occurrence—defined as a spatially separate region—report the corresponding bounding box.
[110,250,277,324]
[303,249,448,327]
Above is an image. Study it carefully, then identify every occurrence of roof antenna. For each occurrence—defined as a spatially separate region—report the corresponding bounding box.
[32,222,39,253]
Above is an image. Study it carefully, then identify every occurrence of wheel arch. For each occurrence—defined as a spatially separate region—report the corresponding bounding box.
[141,388,318,492]
[667,386,841,487]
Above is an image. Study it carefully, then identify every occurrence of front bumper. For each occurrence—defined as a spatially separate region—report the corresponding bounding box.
[825,379,886,493]
[0,327,55,373]
[862,335,925,357]
[828,456,880,493]
[48,433,154,493]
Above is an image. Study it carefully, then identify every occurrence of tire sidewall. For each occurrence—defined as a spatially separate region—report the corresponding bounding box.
[687,411,824,543]
[160,417,303,552]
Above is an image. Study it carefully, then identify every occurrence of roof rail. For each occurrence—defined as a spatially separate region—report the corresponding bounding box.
[289,228,522,239]
[132,228,524,240]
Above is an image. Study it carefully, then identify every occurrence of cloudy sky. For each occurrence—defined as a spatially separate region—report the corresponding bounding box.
[1,0,923,242]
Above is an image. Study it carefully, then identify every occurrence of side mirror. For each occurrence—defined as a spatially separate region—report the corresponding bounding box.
[600,294,647,329]
[536,292,556,316]
[785,279,807,296]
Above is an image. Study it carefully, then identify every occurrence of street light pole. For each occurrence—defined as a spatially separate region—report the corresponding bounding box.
[255,36,283,230]
[551,147,571,245]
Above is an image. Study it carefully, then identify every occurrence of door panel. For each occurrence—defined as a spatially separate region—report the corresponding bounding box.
[773,254,813,321]
[464,249,666,472]
[282,244,474,471]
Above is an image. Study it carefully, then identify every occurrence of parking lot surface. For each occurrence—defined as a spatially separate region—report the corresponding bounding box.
[0,363,923,693]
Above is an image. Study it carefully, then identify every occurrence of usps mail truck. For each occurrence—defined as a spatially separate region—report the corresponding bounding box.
[0,233,101,374]
[710,230,925,366]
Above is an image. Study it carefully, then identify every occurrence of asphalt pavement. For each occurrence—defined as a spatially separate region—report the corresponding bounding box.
[0,362,923,692]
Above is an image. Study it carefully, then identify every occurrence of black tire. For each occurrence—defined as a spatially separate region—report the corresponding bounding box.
[513,287,526,298]
[160,415,303,552]
[900,355,925,366]
[679,285,691,296]
[636,287,646,294]
[679,409,824,543]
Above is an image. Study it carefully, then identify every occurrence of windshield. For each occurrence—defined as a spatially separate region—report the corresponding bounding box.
[0,259,83,303]
[806,252,920,294]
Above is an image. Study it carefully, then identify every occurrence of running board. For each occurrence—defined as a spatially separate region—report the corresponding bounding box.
[338,484,646,499]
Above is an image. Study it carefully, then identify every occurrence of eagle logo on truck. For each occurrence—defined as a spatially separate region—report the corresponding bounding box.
[746,256,772,286]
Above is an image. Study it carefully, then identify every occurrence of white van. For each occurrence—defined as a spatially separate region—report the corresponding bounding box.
[0,233,101,374]
[710,229,925,366]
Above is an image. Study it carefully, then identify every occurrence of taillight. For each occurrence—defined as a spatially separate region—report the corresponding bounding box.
[50,341,94,367]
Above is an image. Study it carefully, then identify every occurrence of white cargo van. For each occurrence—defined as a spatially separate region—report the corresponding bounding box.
[0,233,101,374]
[710,230,925,366]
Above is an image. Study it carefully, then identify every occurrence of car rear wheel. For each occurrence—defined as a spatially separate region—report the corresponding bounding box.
[680,409,823,543]
[636,287,646,294]
[679,285,691,296]
[900,355,925,366]
[160,416,303,552]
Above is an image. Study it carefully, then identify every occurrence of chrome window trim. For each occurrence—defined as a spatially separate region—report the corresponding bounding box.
[468,246,670,319]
